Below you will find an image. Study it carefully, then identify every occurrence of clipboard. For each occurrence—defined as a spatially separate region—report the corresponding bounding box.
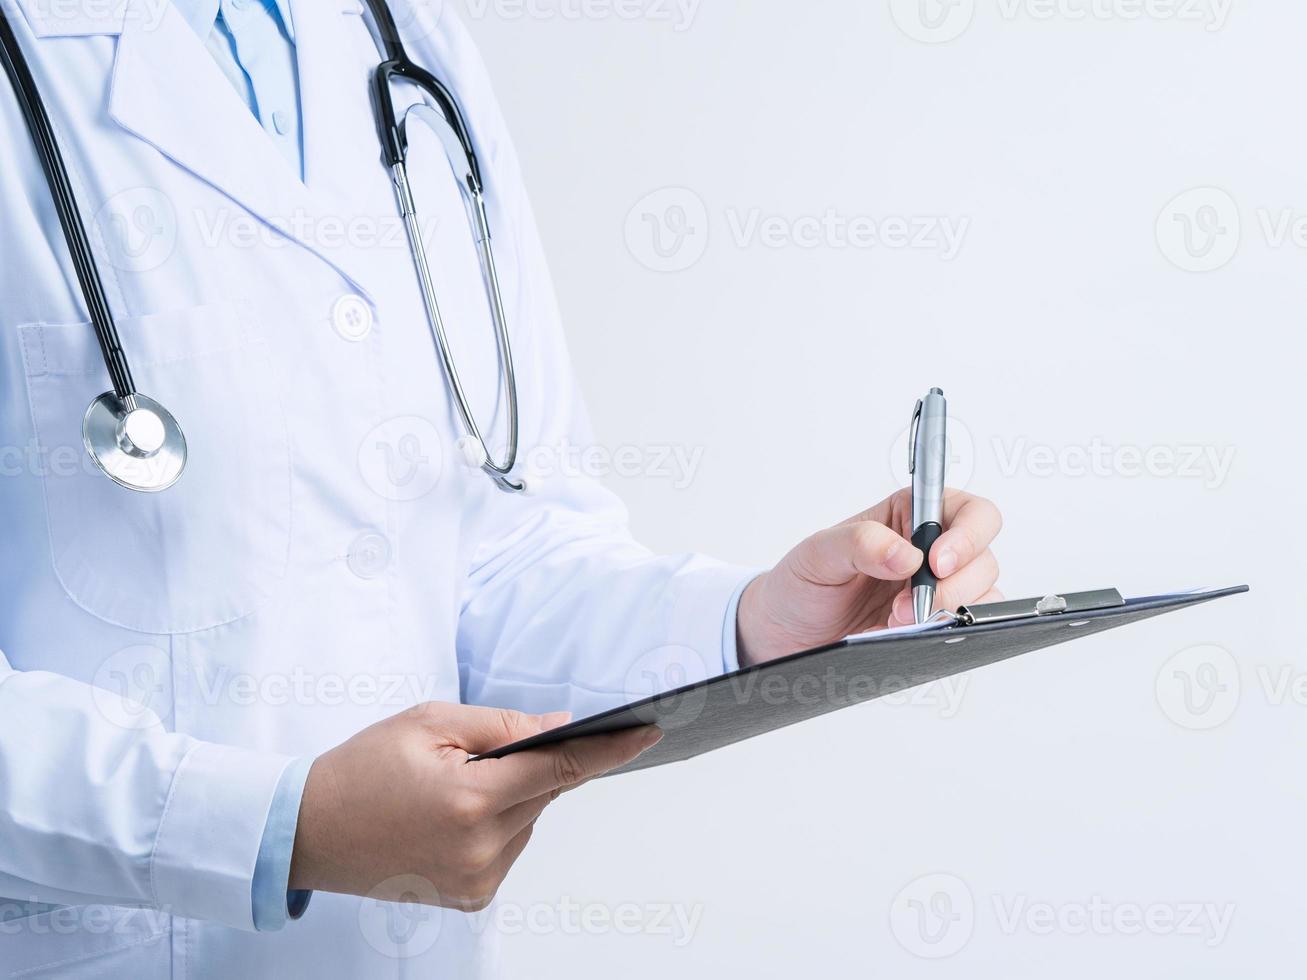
[477,585,1249,776]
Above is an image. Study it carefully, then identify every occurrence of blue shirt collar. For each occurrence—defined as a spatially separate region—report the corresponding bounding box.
[173,0,296,44]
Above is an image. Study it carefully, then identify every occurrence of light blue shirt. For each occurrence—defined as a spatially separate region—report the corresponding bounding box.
[175,0,308,930]
[177,0,304,179]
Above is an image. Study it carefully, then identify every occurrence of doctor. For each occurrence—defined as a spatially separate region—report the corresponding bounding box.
[0,0,1002,976]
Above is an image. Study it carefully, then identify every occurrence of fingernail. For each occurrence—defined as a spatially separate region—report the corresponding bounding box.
[540,711,573,731]
[638,727,664,750]
[887,542,922,577]
[935,548,958,577]
[892,592,913,623]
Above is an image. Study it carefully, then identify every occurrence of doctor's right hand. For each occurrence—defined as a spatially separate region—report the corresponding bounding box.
[288,703,661,910]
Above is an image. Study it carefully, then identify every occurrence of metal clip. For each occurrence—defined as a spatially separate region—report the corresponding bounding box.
[908,398,923,475]
[956,588,1125,626]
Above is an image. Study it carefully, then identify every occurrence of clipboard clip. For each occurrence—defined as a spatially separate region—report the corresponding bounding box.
[955,588,1125,626]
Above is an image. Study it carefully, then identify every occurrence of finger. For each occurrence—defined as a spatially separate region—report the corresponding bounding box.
[795,521,922,586]
[477,726,662,804]
[887,588,913,628]
[497,790,554,838]
[933,550,1000,613]
[933,492,1003,578]
[891,577,1004,626]
[416,703,572,756]
[470,822,536,908]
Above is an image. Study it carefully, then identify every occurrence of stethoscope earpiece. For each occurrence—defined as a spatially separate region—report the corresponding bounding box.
[82,392,187,493]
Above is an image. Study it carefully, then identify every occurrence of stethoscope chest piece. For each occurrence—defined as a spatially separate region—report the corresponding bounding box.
[82,392,187,492]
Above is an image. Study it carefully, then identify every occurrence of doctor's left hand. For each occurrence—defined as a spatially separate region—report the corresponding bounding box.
[736,487,1003,666]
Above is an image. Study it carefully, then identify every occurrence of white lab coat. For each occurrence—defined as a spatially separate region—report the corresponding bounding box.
[0,1,750,975]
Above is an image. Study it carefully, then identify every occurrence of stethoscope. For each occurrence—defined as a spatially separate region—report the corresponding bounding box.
[0,0,524,494]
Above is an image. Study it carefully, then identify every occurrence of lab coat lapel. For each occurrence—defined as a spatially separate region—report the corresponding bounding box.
[107,0,376,298]
[292,0,381,213]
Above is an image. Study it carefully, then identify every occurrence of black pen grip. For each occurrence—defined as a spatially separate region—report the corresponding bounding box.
[910,522,943,589]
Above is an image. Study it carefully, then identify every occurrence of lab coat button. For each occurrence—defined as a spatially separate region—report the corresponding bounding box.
[332,294,373,341]
[347,532,391,579]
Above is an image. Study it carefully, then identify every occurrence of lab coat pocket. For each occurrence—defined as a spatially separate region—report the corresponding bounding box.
[17,301,291,635]
[0,905,170,978]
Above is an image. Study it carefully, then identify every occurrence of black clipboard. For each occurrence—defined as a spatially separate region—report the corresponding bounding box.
[476,586,1248,776]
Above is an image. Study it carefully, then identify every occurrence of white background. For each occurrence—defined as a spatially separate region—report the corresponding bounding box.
[456,0,1301,975]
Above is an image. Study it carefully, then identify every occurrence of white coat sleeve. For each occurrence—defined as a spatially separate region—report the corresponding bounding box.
[433,14,758,719]
[0,652,296,931]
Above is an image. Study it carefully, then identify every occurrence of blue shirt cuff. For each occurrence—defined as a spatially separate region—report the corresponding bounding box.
[721,575,760,674]
[251,756,314,932]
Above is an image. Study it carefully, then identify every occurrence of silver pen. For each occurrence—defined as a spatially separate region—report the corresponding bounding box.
[909,388,948,623]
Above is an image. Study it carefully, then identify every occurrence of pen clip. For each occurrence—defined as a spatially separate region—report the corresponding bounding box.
[908,398,923,475]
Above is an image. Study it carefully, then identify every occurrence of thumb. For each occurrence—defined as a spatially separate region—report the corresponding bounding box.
[419,703,572,755]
